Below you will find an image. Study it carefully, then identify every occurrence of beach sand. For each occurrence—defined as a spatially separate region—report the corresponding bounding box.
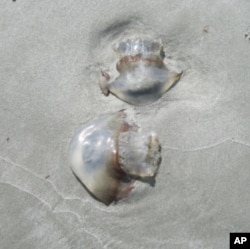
[0,0,250,248]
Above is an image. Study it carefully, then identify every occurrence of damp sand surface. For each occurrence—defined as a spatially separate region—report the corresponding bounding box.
[0,1,250,249]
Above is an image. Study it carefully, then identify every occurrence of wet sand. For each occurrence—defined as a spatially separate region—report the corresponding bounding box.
[1,1,250,248]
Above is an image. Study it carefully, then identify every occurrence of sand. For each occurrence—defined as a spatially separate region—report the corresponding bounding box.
[0,0,250,248]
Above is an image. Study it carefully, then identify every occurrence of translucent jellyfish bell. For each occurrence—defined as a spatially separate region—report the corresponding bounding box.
[69,110,161,205]
[99,38,182,105]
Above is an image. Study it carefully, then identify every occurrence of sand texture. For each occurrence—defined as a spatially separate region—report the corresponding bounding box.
[1,0,250,248]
